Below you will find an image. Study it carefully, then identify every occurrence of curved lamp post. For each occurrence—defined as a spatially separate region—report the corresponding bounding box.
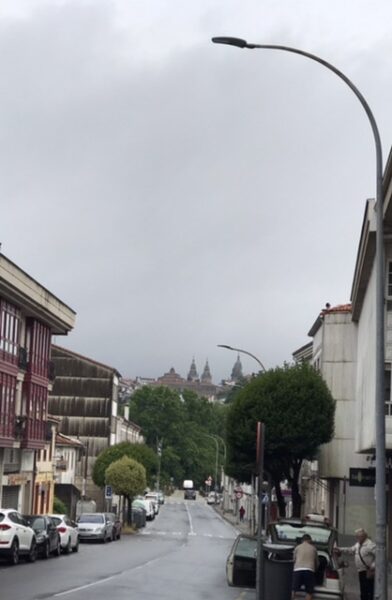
[212,36,386,600]
[217,344,267,372]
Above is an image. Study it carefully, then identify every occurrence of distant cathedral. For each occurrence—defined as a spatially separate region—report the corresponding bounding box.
[153,356,243,402]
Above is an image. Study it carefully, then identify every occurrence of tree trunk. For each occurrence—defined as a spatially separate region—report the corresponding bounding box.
[290,461,303,518]
[126,496,133,526]
[273,476,286,517]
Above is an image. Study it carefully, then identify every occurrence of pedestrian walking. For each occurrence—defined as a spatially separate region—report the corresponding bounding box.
[239,505,245,522]
[292,534,319,600]
[335,528,375,600]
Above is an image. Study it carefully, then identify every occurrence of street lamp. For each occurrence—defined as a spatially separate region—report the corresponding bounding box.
[213,36,386,600]
[217,344,266,372]
[203,433,219,501]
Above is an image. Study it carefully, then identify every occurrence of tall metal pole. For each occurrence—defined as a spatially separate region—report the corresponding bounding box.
[204,433,219,501]
[256,422,265,600]
[212,36,386,599]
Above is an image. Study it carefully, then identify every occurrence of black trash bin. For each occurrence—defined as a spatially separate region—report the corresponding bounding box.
[131,507,146,529]
[261,543,294,600]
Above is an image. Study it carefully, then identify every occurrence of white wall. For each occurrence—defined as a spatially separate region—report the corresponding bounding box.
[316,311,369,478]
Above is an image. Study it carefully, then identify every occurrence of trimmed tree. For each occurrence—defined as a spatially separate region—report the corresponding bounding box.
[226,362,335,516]
[105,456,146,525]
[92,442,158,489]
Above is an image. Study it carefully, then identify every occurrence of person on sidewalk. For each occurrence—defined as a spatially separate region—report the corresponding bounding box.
[335,528,375,600]
[292,534,319,600]
[239,506,245,522]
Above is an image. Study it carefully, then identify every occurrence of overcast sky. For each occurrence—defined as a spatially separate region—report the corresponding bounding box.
[1,0,392,383]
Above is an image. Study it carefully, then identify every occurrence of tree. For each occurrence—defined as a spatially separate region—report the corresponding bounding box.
[92,442,158,488]
[128,386,227,488]
[53,496,68,514]
[226,362,335,516]
[105,456,146,524]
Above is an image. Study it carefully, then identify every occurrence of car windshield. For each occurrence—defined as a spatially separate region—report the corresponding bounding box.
[273,523,332,545]
[235,537,257,558]
[51,517,62,526]
[28,516,46,530]
[0,513,4,523]
[78,515,104,523]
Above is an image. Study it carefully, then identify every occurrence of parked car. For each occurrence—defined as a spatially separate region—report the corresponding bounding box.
[24,515,61,559]
[206,492,218,505]
[156,491,165,505]
[226,534,257,587]
[48,514,79,553]
[77,513,113,543]
[0,508,37,565]
[144,493,160,515]
[105,513,122,541]
[267,519,344,600]
[132,499,155,521]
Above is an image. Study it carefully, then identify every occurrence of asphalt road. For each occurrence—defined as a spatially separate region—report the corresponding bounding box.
[1,493,256,600]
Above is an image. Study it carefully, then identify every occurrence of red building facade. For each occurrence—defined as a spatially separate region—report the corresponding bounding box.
[0,255,75,511]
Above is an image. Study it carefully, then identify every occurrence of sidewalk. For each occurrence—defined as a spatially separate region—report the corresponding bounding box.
[214,506,392,599]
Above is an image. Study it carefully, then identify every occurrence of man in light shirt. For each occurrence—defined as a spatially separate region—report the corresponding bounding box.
[292,533,319,600]
[335,528,375,600]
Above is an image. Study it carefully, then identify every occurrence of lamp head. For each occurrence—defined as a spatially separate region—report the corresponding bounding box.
[217,344,234,350]
[211,37,248,48]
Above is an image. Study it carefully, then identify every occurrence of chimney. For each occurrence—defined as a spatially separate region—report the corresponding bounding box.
[124,406,130,421]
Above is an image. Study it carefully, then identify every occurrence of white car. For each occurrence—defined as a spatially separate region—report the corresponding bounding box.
[0,508,37,565]
[48,514,79,553]
[132,498,155,521]
[206,492,218,505]
[144,493,160,515]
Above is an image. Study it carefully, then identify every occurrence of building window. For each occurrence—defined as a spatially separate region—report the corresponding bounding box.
[0,373,17,437]
[25,320,51,378]
[0,300,20,361]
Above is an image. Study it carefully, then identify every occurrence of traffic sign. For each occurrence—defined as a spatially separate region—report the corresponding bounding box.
[105,485,113,499]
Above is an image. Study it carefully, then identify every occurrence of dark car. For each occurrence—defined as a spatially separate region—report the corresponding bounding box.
[24,515,61,559]
[226,534,257,588]
[105,513,122,541]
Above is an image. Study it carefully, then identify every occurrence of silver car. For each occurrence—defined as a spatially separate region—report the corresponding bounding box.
[77,513,113,543]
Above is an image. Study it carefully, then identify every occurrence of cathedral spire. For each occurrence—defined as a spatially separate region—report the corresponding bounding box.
[201,359,212,383]
[231,354,243,381]
[187,357,199,382]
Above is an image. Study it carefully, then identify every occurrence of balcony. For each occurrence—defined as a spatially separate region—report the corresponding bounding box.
[21,417,46,450]
[55,459,68,471]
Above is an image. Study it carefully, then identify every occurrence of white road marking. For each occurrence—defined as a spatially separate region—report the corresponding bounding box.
[185,501,195,536]
[54,575,116,597]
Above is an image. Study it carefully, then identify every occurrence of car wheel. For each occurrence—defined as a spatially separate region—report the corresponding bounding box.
[43,541,50,559]
[117,531,121,540]
[8,539,19,566]
[26,540,37,563]
[64,537,72,554]
[72,538,79,553]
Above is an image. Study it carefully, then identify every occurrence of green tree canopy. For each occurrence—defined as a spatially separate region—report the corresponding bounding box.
[226,362,335,516]
[128,386,227,489]
[92,442,158,488]
[105,456,146,500]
